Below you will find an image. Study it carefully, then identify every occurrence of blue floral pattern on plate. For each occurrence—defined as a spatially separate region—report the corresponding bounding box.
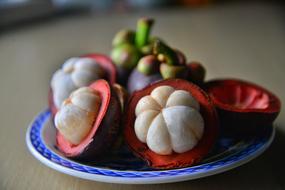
[26,109,274,182]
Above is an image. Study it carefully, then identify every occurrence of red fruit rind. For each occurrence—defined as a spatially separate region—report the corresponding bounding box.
[83,53,117,85]
[57,80,112,157]
[124,79,219,169]
[205,79,280,113]
[205,79,281,135]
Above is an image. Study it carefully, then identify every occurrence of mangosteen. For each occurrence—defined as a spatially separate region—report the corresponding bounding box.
[112,29,135,47]
[111,43,141,84]
[187,61,206,85]
[48,54,117,117]
[124,79,219,169]
[55,80,122,160]
[127,55,162,94]
[205,78,281,137]
[127,40,197,93]
[110,18,155,85]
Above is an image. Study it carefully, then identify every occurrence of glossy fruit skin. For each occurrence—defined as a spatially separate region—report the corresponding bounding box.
[115,65,131,86]
[187,62,206,85]
[111,44,141,85]
[112,83,128,112]
[124,79,219,169]
[205,79,281,137]
[56,80,122,161]
[48,54,117,118]
[127,60,206,94]
[127,69,162,94]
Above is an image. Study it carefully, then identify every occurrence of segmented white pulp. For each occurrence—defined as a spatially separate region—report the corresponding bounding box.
[51,57,105,108]
[134,86,204,155]
[55,87,101,145]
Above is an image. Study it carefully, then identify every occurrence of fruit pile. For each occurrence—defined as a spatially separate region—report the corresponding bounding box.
[48,18,281,169]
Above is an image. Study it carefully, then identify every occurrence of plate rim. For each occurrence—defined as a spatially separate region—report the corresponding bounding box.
[26,109,275,184]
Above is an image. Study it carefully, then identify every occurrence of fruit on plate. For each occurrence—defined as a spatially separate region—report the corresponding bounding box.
[55,80,122,160]
[187,61,206,86]
[124,79,219,169]
[205,79,281,136]
[127,40,206,93]
[127,54,162,94]
[111,18,155,85]
[49,54,117,116]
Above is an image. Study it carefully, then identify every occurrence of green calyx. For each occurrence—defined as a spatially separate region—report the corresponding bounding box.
[141,44,153,55]
[141,37,164,55]
[153,40,180,66]
[111,43,141,70]
[112,29,135,47]
[160,63,186,79]
[111,18,155,70]
[137,55,160,75]
[135,18,154,49]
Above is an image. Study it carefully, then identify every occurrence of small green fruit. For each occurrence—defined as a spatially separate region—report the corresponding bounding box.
[112,30,135,47]
[137,55,160,75]
[111,43,141,70]
[160,63,186,79]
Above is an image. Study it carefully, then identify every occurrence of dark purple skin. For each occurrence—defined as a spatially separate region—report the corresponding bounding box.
[127,69,162,94]
[116,66,131,86]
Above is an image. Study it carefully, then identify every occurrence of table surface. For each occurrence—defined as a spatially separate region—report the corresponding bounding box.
[1,2,285,190]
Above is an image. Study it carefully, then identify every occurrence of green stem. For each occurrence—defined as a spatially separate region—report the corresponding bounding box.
[135,18,154,48]
[153,40,180,66]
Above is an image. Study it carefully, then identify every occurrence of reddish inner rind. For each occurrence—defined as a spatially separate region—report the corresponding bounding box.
[205,79,281,113]
[56,80,111,157]
[83,53,117,85]
[124,79,219,169]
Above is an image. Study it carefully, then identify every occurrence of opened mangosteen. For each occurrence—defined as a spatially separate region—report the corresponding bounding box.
[127,40,206,93]
[55,79,122,160]
[111,18,156,85]
[125,79,219,169]
[48,54,117,117]
[205,79,281,137]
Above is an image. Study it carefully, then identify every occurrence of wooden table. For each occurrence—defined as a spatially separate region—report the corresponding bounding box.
[1,2,284,190]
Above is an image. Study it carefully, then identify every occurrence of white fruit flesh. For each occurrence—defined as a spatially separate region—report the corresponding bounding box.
[134,86,204,155]
[134,110,159,143]
[55,87,101,145]
[146,113,172,155]
[51,57,105,108]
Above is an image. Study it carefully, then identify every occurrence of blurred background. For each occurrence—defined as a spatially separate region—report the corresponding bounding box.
[1,0,284,29]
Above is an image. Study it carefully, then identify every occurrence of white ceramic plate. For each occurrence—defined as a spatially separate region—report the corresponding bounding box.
[26,109,275,184]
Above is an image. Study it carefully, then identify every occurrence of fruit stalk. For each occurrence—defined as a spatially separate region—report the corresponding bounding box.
[135,18,154,48]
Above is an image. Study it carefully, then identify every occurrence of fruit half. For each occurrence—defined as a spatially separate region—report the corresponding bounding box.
[124,79,219,169]
[56,79,121,160]
[48,54,117,117]
[205,78,281,136]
